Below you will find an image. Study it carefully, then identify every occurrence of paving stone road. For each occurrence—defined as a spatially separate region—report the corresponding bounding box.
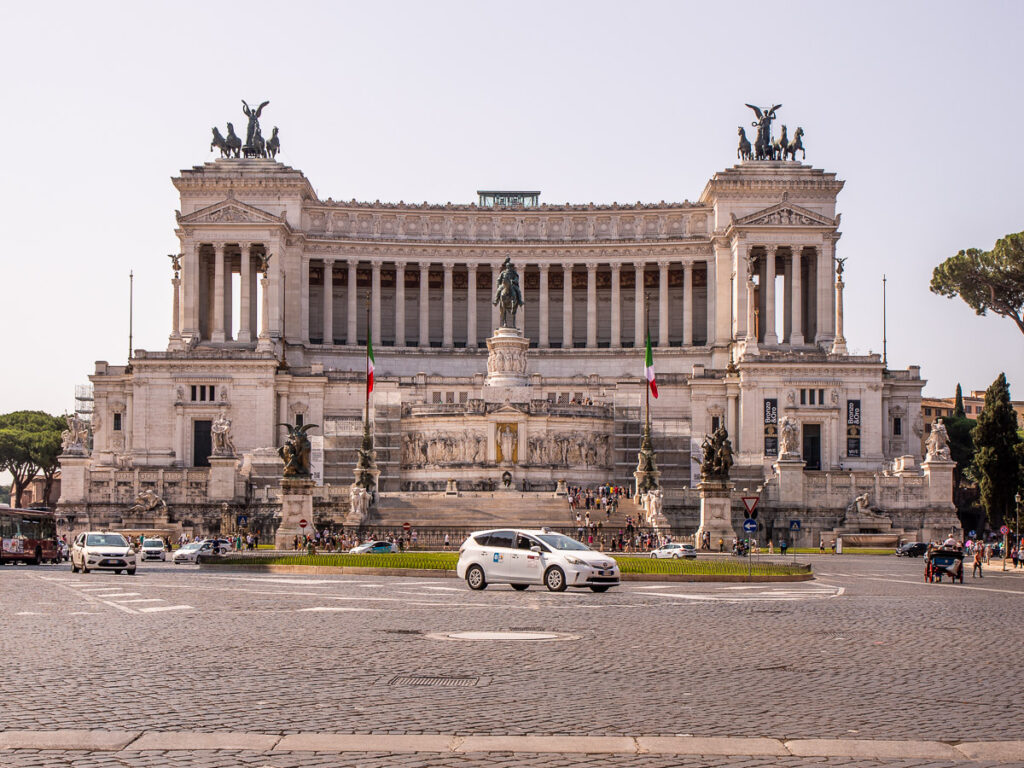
[2,555,1023,767]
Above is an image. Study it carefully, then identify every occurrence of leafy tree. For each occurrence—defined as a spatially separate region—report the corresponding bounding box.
[971,374,1022,529]
[0,411,65,508]
[930,232,1024,337]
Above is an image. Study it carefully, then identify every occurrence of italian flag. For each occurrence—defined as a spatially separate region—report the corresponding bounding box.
[366,329,375,394]
[644,331,658,398]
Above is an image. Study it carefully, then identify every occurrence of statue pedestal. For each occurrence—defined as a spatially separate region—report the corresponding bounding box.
[555,479,568,497]
[695,480,736,546]
[445,478,459,496]
[207,456,238,501]
[772,456,805,504]
[354,467,380,496]
[275,478,315,550]
[485,328,530,387]
[57,454,90,504]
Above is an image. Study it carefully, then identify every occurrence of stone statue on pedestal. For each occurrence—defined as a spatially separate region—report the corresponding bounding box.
[700,426,734,481]
[60,413,90,456]
[277,422,317,477]
[925,419,951,461]
[779,416,801,459]
[211,410,236,456]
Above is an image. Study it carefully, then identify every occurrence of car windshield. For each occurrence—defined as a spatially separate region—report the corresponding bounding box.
[85,534,128,547]
[180,543,201,551]
[536,534,591,551]
[143,541,162,547]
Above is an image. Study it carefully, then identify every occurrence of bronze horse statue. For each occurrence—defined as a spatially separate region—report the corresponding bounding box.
[784,126,806,161]
[771,125,789,161]
[492,256,523,329]
[266,127,280,159]
[211,124,242,158]
[737,127,752,160]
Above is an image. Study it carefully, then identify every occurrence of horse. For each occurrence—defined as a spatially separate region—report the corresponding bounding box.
[784,126,805,161]
[771,125,788,161]
[211,127,232,158]
[224,123,242,158]
[737,127,752,160]
[266,127,280,159]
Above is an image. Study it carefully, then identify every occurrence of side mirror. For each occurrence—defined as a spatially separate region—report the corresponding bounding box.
[530,545,542,553]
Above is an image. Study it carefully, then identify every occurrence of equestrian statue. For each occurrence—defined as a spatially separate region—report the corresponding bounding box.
[493,256,524,329]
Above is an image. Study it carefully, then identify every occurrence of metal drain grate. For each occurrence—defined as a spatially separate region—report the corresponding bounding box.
[389,675,480,688]
[385,629,424,635]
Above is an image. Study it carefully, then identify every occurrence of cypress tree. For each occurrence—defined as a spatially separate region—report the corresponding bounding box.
[971,373,1021,529]
[954,383,965,418]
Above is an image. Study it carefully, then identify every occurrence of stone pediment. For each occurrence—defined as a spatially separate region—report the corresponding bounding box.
[732,201,836,228]
[177,199,284,226]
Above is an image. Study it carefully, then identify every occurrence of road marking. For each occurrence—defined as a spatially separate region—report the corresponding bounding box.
[137,605,193,613]
[15,611,41,615]
[103,593,143,599]
[863,576,1024,595]
[114,598,163,604]
[297,606,371,612]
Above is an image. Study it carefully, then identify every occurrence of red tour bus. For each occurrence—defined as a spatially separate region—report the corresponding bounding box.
[0,507,60,565]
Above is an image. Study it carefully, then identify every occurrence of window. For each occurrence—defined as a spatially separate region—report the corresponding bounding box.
[818,389,825,405]
[800,389,806,405]
[190,385,217,402]
[113,413,122,431]
[432,392,441,403]
[459,392,468,404]
[924,407,932,416]
[295,413,303,427]
[711,416,721,432]
[486,530,515,549]
[893,417,903,436]
[446,391,455,404]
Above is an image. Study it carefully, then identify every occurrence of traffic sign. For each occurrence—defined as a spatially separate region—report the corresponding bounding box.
[743,519,757,533]
[969,530,976,539]
[1000,525,1010,535]
[742,496,760,516]
[789,520,801,532]
[236,515,248,527]
[299,519,308,529]
[403,522,411,531]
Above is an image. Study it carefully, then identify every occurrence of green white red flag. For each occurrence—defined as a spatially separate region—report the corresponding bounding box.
[644,331,658,398]
[366,328,375,394]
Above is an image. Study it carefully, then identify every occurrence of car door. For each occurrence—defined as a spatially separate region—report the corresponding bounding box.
[512,534,545,583]
[483,530,515,581]
[72,534,85,567]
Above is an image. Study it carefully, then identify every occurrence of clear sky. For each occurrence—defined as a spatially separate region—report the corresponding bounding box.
[1,0,1022,418]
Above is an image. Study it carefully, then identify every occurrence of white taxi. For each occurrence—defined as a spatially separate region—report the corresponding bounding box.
[70,532,137,575]
[457,528,619,592]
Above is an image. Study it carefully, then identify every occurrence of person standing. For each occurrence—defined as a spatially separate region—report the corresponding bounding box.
[973,545,984,578]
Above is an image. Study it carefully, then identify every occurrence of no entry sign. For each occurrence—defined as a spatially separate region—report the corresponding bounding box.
[299,519,308,529]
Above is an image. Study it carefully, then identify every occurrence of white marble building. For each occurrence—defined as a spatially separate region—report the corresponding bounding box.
[58,152,959,543]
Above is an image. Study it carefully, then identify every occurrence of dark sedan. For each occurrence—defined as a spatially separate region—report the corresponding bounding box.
[896,542,928,557]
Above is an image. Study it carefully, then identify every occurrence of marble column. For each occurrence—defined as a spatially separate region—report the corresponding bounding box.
[816,243,832,343]
[634,264,644,347]
[538,264,550,348]
[764,247,779,345]
[708,257,720,345]
[658,260,670,347]
[346,259,358,345]
[222,248,233,342]
[239,245,252,343]
[371,262,381,346]
[442,262,454,346]
[562,263,573,348]
[586,262,598,348]
[298,255,309,344]
[168,274,183,350]
[745,274,759,355]
[183,240,199,341]
[610,263,621,347]
[211,243,226,342]
[466,265,477,348]
[322,259,334,345]
[831,270,848,355]
[395,262,406,347]
[791,248,804,346]
[257,273,273,353]
[491,263,500,333]
[683,261,693,346]
[419,262,430,347]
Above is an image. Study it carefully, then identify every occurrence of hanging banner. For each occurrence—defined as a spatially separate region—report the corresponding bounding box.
[763,398,778,456]
[309,435,324,486]
[847,399,861,457]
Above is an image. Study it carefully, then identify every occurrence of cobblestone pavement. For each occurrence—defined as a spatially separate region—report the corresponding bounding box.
[2,555,1023,766]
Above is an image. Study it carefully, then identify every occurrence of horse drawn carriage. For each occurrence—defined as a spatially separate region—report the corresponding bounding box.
[925,547,964,583]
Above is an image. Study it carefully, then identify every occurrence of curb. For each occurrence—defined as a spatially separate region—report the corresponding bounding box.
[198,563,813,582]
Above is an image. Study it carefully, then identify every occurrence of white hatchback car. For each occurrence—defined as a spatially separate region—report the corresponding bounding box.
[140,538,167,561]
[457,528,620,592]
[649,542,697,559]
[172,540,225,564]
[70,532,137,575]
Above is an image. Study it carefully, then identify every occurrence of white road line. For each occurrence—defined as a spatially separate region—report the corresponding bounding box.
[863,576,1024,595]
[297,606,372,612]
[15,611,41,615]
[102,593,143,599]
[137,605,193,613]
[30,575,142,614]
[114,598,163,604]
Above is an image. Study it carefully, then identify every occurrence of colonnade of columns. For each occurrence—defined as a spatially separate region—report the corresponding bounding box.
[298,258,715,350]
[184,242,268,344]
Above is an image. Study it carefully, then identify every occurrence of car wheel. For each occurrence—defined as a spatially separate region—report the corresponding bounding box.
[544,566,567,592]
[81,560,89,574]
[115,570,123,574]
[465,564,487,591]
[511,583,529,591]
[589,585,610,592]
[127,568,136,576]
[650,553,656,559]
[71,559,79,573]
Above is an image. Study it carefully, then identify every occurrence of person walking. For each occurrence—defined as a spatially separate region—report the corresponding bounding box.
[973,545,984,578]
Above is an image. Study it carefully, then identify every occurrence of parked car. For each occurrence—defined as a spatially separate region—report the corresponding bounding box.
[896,542,928,558]
[457,528,619,592]
[649,542,697,559]
[140,538,167,561]
[349,540,397,554]
[70,532,137,575]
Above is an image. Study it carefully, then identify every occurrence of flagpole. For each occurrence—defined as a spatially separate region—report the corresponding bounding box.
[644,291,650,428]
[364,291,371,425]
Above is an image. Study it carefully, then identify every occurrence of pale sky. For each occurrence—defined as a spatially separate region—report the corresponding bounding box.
[2,0,1022,419]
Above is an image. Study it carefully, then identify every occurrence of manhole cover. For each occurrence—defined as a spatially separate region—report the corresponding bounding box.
[389,675,480,687]
[427,630,578,642]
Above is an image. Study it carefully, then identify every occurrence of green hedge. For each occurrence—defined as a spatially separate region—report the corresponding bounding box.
[207,551,809,576]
